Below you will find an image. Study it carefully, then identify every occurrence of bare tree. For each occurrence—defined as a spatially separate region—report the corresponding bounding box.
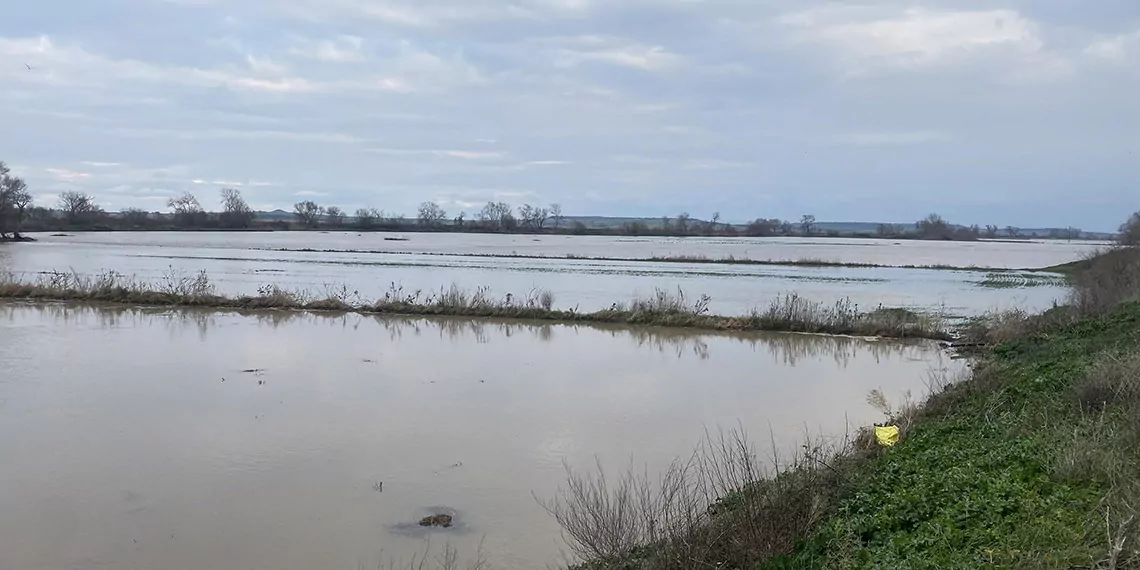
[675,212,691,235]
[354,207,378,229]
[984,224,999,239]
[745,218,783,237]
[799,214,816,236]
[167,192,205,227]
[58,191,102,224]
[517,204,550,230]
[0,163,33,238]
[454,211,466,228]
[915,213,951,239]
[219,188,255,228]
[120,207,151,228]
[417,201,448,227]
[477,201,515,231]
[1119,212,1140,246]
[709,212,721,234]
[1005,226,1021,238]
[294,200,324,228]
[324,206,345,227]
[550,203,564,229]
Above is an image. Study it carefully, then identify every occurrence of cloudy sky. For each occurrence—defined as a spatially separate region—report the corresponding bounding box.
[1,1,1137,230]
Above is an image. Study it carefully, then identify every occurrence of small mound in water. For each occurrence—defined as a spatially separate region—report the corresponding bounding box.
[418,514,453,528]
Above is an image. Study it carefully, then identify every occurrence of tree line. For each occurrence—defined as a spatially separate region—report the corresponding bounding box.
[2,161,1130,242]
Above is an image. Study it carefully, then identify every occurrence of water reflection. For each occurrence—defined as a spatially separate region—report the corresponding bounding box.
[0,300,936,368]
[0,297,952,570]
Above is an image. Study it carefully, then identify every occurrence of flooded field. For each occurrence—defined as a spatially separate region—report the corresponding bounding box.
[2,232,1095,316]
[0,301,954,570]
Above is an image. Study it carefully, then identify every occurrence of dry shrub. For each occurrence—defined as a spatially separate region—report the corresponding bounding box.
[1078,354,1140,415]
[540,429,849,569]
[1069,247,1140,317]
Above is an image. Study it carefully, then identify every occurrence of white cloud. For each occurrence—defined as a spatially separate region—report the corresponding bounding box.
[293,190,328,197]
[288,35,365,62]
[80,161,121,167]
[778,7,1063,78]
[544,36,682,71]
[44,167,91,180]
[435,150,506,159]
[832,131,952,146]
[107,127,367,143]
[1084,29,1140,61]
[1,34,480,95]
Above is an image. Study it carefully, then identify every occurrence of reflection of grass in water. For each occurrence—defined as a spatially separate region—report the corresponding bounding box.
[12,302,932,368]
[0,269,949,339]
[976,272,1067,289]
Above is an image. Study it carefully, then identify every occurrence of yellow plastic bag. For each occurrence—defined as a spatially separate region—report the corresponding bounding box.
[875,425,900,447]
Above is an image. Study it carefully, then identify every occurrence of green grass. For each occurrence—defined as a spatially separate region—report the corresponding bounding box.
[767,304,1140,569]
[552,301,1140,570]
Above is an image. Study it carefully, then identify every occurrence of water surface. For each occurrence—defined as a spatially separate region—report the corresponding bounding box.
[3,232,1087,316]
[0,301,952,569]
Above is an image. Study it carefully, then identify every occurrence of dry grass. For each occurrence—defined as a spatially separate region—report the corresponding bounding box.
[1069,247,1140,317]
[540,429,854,570]
[0,271,950,339]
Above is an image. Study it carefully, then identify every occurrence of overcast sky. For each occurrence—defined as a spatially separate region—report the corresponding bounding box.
[1,1,1137,230]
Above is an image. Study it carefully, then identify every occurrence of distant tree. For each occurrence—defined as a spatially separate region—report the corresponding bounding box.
[477,201,515,231]
[549,203,564,229]
[916,213,952,240]
[1005,226,1021,238]
[675,212,691,235]
[417,201,447,227]
[58,191,102,224]
[0,162,33,238]
[355,207,378,229]
[1118,212,1140,246]
[324,206,346,227]
[745,218,782,237]
[294,200,324,228]
[120,207,151,228]
[168,192,205,227]
[570,221,588,235]
[622,221,648,235]
[517,204,550,230]
[219,188,255,228]
[661,216,672,233]
[1062,227,1081,240]
[985,224,1000,239]
[780,221,794,235]
[454,211,466,228]
[876,223,905,238]
[799,214,816,236]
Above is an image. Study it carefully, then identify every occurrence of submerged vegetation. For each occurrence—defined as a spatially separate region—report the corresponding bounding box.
[544,245,1140,569]
[0,268,948,340]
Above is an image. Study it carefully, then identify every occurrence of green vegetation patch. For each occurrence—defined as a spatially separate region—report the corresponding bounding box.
[770,303,1140,569]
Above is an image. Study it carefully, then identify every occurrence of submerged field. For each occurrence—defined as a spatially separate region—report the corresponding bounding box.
[0,233,1125,569]
[1,232,1090,317]
[0,302,951,570]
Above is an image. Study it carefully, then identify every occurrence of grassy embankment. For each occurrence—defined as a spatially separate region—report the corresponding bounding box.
[0,269,947,340]
[546,246,1140,569]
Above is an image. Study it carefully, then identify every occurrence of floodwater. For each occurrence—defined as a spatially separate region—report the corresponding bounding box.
[3,232,1096,316]
[0,302,954,570]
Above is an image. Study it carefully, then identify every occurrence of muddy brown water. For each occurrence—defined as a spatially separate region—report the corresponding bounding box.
[0,301,956,569]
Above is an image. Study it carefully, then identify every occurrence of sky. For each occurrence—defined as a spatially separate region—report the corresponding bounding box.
[1,1,1138,230]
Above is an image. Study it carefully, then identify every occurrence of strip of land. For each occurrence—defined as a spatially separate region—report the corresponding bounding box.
[0,269,948,340]
[258,247,1071,274]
